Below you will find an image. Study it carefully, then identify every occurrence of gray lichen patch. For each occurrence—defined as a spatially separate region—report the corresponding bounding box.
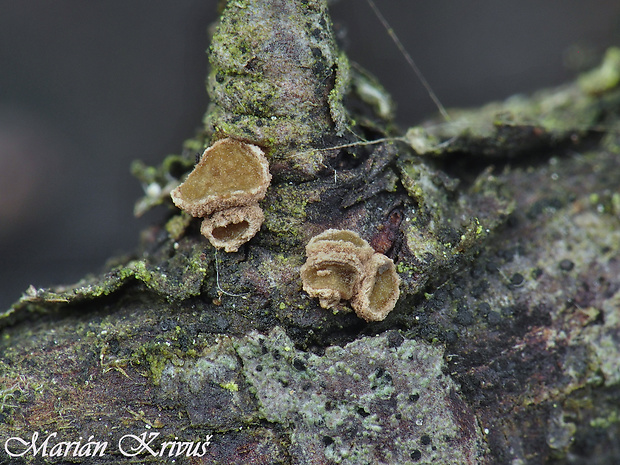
[233,327,486,464]
[403,144,620,461]
[395,152,513,296]
[579,291,620,386]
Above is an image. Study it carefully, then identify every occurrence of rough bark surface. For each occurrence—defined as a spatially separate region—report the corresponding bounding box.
[2,1,620,464]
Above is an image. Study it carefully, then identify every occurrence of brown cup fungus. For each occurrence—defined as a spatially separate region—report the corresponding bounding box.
[352,253,401,322]
[200,205,265,253]
[170,138,271,251]
[300,229,400,322]
[305,229,375,264]
[171,138,270,216]
[300,251,365,309]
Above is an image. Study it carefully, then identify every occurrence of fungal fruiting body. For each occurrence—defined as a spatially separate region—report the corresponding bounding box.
[352,253,401,322]
[171,138,270,216]
[171,138,271,251]
[301,229,400,322]
[301,252,364,309]
[301,229,375,307]
[200,205,265,253]
[305,229,375,263]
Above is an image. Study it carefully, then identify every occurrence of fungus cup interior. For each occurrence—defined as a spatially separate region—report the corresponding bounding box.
[353,253,400,321]
[212,220,250,241]
[368,263,397,311]
[305,262,359,301]
[178,139,265,201]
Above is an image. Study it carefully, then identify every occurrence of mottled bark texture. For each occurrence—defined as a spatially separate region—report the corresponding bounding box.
[2,1,620,464]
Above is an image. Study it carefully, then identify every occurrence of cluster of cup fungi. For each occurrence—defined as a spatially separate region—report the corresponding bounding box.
[171,138,400,321]
[300,229,400,322]
[171,138,271,253]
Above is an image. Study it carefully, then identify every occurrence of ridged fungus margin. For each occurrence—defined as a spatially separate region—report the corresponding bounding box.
[301,229,400,322]
[200,204,265,253]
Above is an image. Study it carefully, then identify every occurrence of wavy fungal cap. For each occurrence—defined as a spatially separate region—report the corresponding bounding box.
[306,229,375,263]
[171,138,271,217]
[301,229,400,321]
[200,205,265,253]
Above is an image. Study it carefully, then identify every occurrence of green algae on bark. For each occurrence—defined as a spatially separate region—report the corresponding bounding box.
[405,47,620,159]
[2,0,620,463]
[2,235,212,329]
[205,0,352,179]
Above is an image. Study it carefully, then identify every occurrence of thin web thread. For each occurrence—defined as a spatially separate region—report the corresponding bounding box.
[366,0,451,121]
[214,250,248,298]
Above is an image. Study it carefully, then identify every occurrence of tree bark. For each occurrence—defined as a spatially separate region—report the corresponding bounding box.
[1,2,620,464]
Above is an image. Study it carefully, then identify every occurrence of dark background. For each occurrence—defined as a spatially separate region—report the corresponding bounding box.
[1,0,620,310]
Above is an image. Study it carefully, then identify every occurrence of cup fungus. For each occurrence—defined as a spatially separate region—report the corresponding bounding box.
[301,229,400,322]
[352,253,401,322]
[305,229,375,264]
[171,138,271,216]
[300,250,365,309]
[170,138,271,251]
[200,205,265,253]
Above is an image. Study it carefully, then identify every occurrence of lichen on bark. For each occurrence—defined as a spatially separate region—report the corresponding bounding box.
[2,1,620,464]
[205,0,352,179]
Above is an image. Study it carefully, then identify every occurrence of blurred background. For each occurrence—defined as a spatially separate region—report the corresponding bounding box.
[1,0,620,310]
